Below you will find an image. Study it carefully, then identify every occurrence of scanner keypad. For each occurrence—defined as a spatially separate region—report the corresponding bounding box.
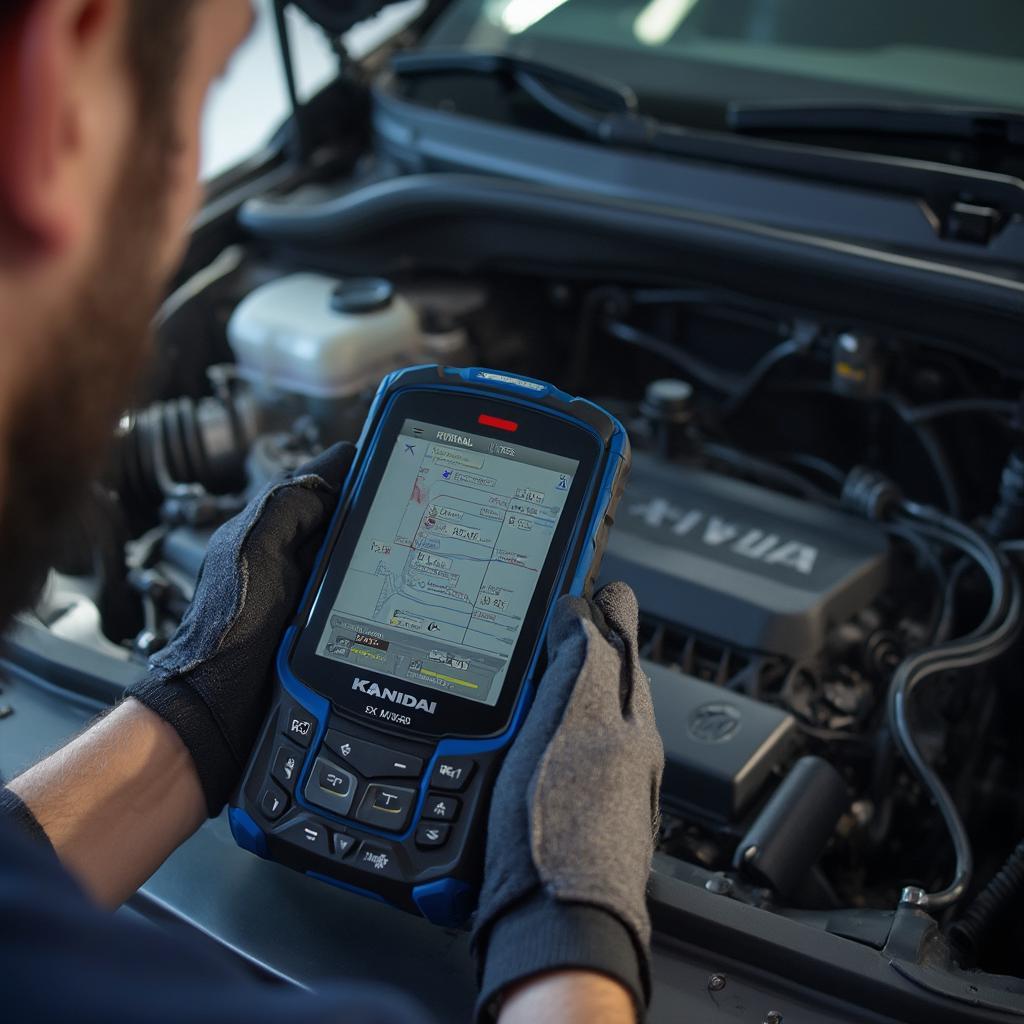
[255,703,493,894]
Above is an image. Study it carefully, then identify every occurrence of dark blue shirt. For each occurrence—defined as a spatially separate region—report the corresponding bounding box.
[0,809,435,1024]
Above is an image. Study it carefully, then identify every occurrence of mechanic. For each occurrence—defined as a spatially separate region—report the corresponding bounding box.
[0,3,663,1022]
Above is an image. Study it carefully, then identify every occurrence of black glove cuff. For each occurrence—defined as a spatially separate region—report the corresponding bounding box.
[476,894,646,1023]
[127,684,240,817]
[0,786,54,852]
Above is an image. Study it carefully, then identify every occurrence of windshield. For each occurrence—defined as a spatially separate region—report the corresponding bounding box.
[422,0,1024,125]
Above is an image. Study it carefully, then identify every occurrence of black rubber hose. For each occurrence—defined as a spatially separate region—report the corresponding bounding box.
[885,502,1021,911]
[843,470,1023,912]
[701,442,832,502]
[722,319,818,419]
[603,319,741,396]
[988,450,1024,541]
[888,400,963,517]
[949,838,1024,957]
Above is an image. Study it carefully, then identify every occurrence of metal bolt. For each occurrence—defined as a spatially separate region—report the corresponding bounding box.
[707,975,726,993]
[705,875,733,895]
[0,705,12,720]
[764,1012,784,1024]
[900,886,929,907]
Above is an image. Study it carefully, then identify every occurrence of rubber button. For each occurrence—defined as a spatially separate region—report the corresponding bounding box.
[282,706,316,748]
[259,783,288,821]
[278,817,329,856]
[429,757,476,792]
[415,823,450,849]
[354,784,417,832]
[422,793,460,822]
[270,744,302,791]
[352,841,403,880]
[303,757,357,817]
[324,729,423,779]
[332,831,356,858]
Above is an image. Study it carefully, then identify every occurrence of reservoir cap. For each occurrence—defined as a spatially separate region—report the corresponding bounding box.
[330,278,395,315]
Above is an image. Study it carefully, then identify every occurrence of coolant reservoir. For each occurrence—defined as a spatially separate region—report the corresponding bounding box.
[227,273,421,400]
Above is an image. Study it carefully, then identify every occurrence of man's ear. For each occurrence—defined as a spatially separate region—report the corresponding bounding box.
[0,0,122,253]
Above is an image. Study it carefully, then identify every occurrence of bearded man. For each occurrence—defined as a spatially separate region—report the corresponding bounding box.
[0,4,663,1022]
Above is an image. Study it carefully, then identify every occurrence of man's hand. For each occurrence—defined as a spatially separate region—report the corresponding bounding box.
[8,443,355,904]
[499,971,635,1024]
[473,582,664,1023]
[129,442,355,816]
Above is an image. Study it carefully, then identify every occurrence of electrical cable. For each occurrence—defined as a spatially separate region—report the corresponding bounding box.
[932,557,972,645]
[887,399,963,517]
[775,382,964,516]
[603,319,741,395]
[769,452,846,488]
[950,838,1024,959]
[883,522,949,641]
[883,502,1022,911]
[903,398,1018,423]
[701,442,831,501]
[603,314,815,416]
[601,314,964,514]
[722,319,819,418]
[569,287,627,394]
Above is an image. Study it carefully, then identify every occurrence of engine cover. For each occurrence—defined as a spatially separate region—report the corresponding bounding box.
[646,660,797,822]
[599,453,889,660]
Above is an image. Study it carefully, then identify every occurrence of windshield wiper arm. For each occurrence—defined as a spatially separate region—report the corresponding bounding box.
[391,50,642,140]
[728,102,1024,148]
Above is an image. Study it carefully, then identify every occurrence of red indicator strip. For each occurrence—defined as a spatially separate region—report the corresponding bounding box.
[478,413,519,432]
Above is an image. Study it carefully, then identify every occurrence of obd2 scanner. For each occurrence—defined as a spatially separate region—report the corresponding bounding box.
[229,366,629,926]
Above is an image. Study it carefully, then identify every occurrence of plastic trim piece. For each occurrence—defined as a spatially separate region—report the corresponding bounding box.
[238,171,1024,370]
[308,870,393,906]
[411,878,475,929]
[229,808,270,859]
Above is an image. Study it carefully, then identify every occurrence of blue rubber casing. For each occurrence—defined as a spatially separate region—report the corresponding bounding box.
[229,366,630,926]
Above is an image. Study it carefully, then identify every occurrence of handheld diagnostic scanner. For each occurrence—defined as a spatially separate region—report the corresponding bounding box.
[229,366,630,926]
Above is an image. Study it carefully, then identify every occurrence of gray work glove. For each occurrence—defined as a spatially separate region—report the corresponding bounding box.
[472,581,664,1021]
[129,443,355,816]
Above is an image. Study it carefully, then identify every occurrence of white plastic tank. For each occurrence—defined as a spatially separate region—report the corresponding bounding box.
[227,273,422,400]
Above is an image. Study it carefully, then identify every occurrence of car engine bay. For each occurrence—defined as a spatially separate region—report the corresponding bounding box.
[23,246,1023,978]
[7,14,1024,1017]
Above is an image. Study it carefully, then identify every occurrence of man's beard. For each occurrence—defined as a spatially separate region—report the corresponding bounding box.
[0,148,170,632]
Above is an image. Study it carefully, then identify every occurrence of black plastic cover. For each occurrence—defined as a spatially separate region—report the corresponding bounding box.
[645,660,797,822]
[600,454,889,660]
[733,755,850,899]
